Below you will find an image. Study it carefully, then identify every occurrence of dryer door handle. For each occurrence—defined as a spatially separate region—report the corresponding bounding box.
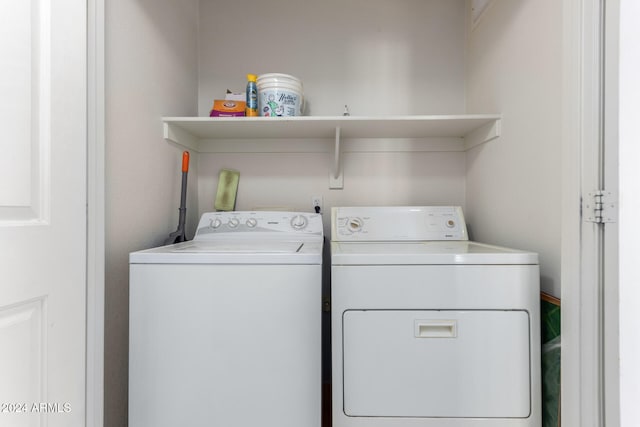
[414,319,458,338]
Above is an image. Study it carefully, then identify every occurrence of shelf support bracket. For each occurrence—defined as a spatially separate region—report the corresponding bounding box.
[463,119,501,151]
[329,126,344,189]
[163,122,200,152]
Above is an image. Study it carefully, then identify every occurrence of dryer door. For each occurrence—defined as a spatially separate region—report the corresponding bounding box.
[342,309,530,418]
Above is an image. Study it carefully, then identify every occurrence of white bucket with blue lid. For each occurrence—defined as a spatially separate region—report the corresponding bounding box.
[257,73,304,117]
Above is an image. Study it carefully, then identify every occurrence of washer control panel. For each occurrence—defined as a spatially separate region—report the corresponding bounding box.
[332,206,468,241]
[194,211,323,239]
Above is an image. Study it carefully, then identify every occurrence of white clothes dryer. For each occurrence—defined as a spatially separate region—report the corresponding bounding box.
[331,206,541,427]
[129,211,323,427]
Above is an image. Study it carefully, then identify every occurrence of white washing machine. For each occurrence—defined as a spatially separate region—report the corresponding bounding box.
[331,206,541,427]
[129,211,323,427]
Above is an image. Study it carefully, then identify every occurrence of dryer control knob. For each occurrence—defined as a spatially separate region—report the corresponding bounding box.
[228,218,240,228]
[246,218,258,228]
[210,218,222,229]
[348,217,363,232]
[290,215,308,230]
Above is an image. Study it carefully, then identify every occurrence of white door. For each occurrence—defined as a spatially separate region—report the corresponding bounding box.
[0,1,87,426]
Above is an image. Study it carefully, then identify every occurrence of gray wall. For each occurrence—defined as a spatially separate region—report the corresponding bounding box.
[464,0,562,296]
[105,1,199,425]
[198,0,467,116]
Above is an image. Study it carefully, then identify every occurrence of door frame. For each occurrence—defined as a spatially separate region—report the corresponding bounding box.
[562,0,621,425]
[87,0,105,425]
[562,0,600,424]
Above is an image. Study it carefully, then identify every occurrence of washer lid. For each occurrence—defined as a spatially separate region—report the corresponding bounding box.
[173,241,303,253]
[331,241,538,265]
[130,240,322,264]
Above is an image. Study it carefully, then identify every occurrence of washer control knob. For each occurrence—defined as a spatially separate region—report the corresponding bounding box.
[347,217,363,232]
[246,218,258,228]
[228,218,240,228]
[209,218,222,229]
[445,219,456,228]
[290,215,308,230]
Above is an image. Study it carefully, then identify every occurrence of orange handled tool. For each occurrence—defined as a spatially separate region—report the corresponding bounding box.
[182,151,190,173]
[165,151,190,244]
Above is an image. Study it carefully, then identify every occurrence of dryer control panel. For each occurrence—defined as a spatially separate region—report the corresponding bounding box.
[332,206,468,241]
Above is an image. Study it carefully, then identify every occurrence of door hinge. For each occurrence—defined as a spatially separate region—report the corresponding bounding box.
[584,190,617,223]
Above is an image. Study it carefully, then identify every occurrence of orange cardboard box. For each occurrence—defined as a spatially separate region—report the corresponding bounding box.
[209,99,246,117]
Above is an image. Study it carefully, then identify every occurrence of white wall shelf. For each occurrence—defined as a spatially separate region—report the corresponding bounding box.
[163,114,501,188]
